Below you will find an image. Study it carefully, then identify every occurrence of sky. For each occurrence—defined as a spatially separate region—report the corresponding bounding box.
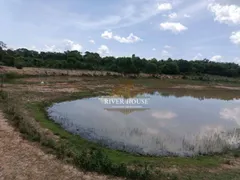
[0,0,239,63]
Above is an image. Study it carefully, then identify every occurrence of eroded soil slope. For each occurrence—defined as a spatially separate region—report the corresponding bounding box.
[0,111,120,180]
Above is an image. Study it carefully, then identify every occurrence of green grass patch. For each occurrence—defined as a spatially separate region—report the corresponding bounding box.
[2,79,240,179]
[27,92,226,170]
[1,72,38,84]
[182,170,240,180]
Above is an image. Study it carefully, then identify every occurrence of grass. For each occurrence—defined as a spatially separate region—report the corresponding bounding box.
[184,74,240,84]
[0,72,37,84]
[1,75,240,179]
[23,99,239,179]
[181,171,240,180]
[27,94,228,168]
[1,96,168,179]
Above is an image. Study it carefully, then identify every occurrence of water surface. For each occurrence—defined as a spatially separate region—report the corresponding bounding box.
[48,91,240,156]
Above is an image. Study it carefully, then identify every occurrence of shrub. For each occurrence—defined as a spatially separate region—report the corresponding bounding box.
[1,97,155,180]
[234,153,240,158]
[182,75,188,79]
[0,90,7,100]
[5,72,23,79]
[15,64,23,69]
[106,72,111,76]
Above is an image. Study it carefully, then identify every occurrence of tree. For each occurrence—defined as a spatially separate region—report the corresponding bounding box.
[145,63,158,75]
[132,55,146,73]
[0,44,239,77]
[0,41,7,50]
[177,60,192,74]
[0,41,7,89]
[161,62,180,75]
[83,51,101,70]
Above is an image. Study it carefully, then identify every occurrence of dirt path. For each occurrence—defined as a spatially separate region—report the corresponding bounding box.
[0,111,120,180]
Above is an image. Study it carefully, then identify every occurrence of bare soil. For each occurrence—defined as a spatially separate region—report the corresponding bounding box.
[1,66,240,179]
[0,66,182,79]
[1,66,120,76]
[0,111,121,180]
[173,85,240,90]
[172,85,206,90]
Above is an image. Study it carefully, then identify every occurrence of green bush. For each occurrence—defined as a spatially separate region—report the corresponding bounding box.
[5,72,22,79]
[15,64,23,69]
[72,148,154,179]
[0,90,7,100]
[182,75,188,79]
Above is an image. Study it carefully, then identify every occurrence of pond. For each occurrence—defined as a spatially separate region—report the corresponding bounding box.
[47,90,240,156]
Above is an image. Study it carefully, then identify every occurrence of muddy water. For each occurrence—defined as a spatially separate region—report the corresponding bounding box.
[48,90,240,156]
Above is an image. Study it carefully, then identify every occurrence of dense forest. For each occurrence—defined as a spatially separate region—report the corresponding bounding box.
[0,41,240,77]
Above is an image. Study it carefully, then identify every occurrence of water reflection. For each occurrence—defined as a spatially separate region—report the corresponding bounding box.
[48,90,240,156]
[150,89,240,101]
[151,111,177,120]
[220,107,240,126]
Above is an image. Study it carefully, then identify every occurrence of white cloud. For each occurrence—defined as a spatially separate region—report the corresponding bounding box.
[44,45,58,52]
[101,30,142,43]
[2,0,240,62]
[158,3,172,11]
[210,55,222,62]
[101,30,113,39]
[113,33,142,43]
[168,12,178,19]
[208,3,240,25]
[161,50,171,57]
[67,1,178,29]
[230,31,240,45]
[30,45,41,52]
[160,22,188,33]
[97,45,110,55]
[43,39,83,52]
[164,45,171,49]
[213,0,240,6]
[169,1,208,21]
[152,48,156,51]
[234,57,240,64]
[89,39,95,44]
[0,0,184,34]
[63,39,82,51]
[193,53,203,60]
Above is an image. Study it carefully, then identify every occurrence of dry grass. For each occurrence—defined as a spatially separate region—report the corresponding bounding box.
[1,66,120,76]
[0,66,183,79]
[1,71,240,180]
[0,111,121,180]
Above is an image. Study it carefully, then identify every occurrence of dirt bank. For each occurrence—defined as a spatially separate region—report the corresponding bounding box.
[0,111,120,180]
[0,66,182,79]
[1,73,240,180]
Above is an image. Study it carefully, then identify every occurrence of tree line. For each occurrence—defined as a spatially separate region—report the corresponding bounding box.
[0,41,240,77]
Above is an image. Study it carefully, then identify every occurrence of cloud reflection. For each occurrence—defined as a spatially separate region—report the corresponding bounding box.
[151,110,177,119]
[220,106,240,126]
[200,125,224,135]
[48,94,240,156]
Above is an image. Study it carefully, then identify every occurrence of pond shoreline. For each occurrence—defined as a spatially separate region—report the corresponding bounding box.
[47,93,240,157]
[1,76,240,179]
